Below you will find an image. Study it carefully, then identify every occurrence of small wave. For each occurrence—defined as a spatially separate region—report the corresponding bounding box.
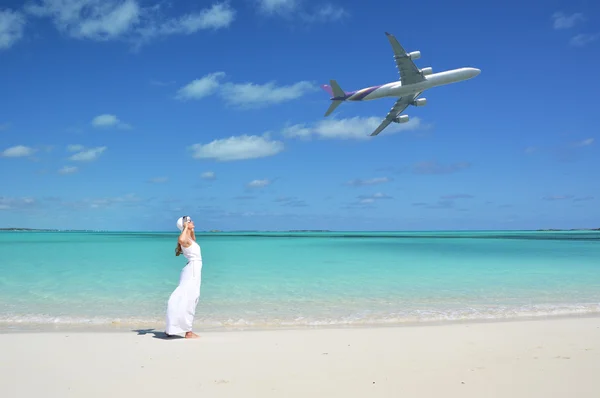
[2,303,600,332]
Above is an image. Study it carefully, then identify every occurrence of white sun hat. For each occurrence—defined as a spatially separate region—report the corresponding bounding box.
[176,215,192,232]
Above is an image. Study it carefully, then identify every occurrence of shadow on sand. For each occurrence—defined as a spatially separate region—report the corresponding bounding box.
[132,328,183,340]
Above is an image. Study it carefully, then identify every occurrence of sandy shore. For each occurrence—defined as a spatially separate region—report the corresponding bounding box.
[1,317,599,397]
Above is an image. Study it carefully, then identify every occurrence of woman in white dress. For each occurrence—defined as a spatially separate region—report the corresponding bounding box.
[165,215,203,339]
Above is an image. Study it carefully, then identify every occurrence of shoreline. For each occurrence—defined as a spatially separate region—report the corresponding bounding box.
[3,311,600,334]
[2,316,599,397]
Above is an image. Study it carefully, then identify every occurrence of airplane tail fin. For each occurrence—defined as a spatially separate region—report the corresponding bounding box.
[322,79,346,117]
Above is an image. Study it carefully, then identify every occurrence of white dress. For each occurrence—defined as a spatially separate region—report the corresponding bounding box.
[165,238,203,335]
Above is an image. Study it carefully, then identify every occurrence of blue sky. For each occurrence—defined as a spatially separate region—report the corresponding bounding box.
[1,0,599,231]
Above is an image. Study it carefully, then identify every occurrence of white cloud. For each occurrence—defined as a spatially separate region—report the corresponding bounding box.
[542,195,574,201]
[1,145,36,158]
[201,171,216,179]
[258,0,297,15]
[220,80,317,108]
[0,9,26,50]
[552,12,584,29]
[345,177,391,187]
[140,2,235,38]
[59,166,78,174]
[24,0,235,46]
[68,146,107,161]
[572,138,594,147]
[175,72,225,100]
[570,33,600,47]
[282,115,423,140]
[25,0,141,40]
[256,0,347,22]
[67,144,85,152]
[302,4,348,22]
[356,192,393,204]
[189,134,284,161]
[247,179,271,188]
[91,114,131,129]
[62,193,143,209]
[0,196,37,211]
[175,71,317,107]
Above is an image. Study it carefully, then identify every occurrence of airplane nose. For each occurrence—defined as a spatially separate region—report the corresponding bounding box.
[471,68,481,77]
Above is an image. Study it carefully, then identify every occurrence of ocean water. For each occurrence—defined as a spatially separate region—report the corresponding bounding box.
[1,230,599,332]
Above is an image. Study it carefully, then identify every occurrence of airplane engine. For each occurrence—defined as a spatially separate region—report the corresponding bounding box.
[411,98,427,107]
[420,67,433,76]
[393,115,409,124]
[408,51,421,60]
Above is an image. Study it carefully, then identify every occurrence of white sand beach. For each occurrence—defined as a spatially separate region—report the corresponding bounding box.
[1,317,599,397]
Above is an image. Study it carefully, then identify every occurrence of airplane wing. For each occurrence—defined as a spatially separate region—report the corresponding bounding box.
[385,32,425,85]
[370,92,421,137]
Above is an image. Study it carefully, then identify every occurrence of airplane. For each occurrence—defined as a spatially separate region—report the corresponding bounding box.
[321,32,481,137]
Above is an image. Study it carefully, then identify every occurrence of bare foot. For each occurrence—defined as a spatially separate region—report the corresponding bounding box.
[185,331,199,339]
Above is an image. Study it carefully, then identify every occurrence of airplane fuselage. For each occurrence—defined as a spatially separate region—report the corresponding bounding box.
[336,67,480,102]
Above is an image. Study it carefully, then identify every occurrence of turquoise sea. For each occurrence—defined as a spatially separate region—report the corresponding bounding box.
[1,230,599,332]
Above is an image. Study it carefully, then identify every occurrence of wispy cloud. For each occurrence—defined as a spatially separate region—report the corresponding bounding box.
[247,179,272,188]
[189,134,284,161]
[91,114,131,129]
[23,0,236,48]
[175,71,317,107]
[256,0,348,23]
[543,195,595,202]
[201,171,216,180]
[220,80,317,108]
[68,146,107,161]
[571,138,594,147]
[345,177,391,187]
[440,194,474,199]
[573,196,594,202]
[552,12,584,29]
[412,200,455,209]
[282,116,424,140]
[411,161,471,175]
[542,195,574,201]
[58,166,78,174]
[0,9,26,51]
[274,196,308,207]
[1,145,36,158]
[0,196,37,211]
[175,72,225,100]
[524,137,594,162]
[61,193,144,210]
[356,192,393,204]
[412,194,473,210]
[67,144,85,152]
[570,33,600,47]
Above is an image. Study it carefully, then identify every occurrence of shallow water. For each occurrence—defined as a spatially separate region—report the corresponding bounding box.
[1,230,599,331]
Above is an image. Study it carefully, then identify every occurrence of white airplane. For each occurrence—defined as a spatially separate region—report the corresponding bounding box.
[321,32,481,136]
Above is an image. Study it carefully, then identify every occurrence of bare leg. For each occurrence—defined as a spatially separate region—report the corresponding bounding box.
[185,331,199,339]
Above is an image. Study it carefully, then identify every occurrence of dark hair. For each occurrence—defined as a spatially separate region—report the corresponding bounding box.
[175,243,182,256]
